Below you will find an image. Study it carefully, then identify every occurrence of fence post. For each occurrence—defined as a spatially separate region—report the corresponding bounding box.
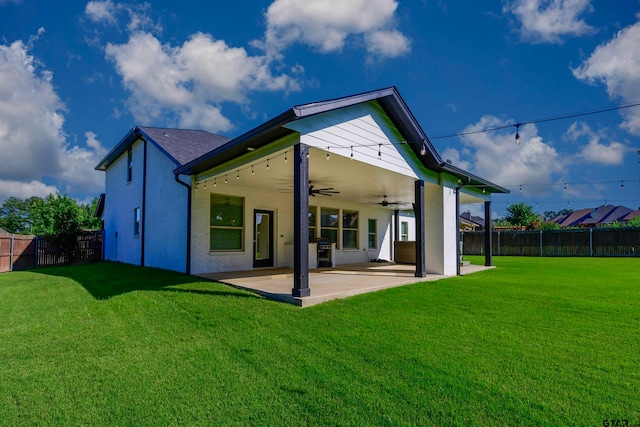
[540,230,543,257]
[497,231,501,256]
[10,234,14,272]
[589,228,593,257]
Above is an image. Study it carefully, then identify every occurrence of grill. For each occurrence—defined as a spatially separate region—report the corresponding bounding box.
[317,237,332,267]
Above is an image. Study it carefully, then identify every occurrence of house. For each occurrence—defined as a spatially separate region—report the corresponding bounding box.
[96,87,508,297]
[621,209,640,225]
[460,211,484,231]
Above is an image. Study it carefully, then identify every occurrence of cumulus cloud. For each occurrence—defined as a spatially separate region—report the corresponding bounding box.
[0,34,106,202]
[85,0,117,25]
[503,0,594,43]
[572,20,640,135]
[448,115,565,195]
[260,0,411,60]
[564,121,629,165]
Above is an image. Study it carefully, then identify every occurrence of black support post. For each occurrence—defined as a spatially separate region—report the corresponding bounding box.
[414,180,426,278]
[484,201,492,266]
[292,144,310,297]
[455,187,461,276]
[393,208,399,260]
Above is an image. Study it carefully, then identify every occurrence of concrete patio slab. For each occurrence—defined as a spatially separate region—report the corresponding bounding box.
[195,262,494,307]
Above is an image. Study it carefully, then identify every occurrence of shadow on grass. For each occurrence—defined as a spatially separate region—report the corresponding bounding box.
[35,261,260,301]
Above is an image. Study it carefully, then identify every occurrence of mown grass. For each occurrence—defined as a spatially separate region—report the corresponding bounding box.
[0,257,638,426]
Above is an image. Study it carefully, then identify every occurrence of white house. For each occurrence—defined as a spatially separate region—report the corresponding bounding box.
[96,87,507,297]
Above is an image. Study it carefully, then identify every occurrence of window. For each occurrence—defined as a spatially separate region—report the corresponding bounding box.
[368,219,377,249]
[210,194,244,251]
[308,205,317,242]
[127,147,132,183]
[133,207,141,237]
[342,210,359,249]
[320,207,339,248]
[401,221,409,241]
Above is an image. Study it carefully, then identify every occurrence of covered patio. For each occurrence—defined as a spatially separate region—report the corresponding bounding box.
[196,262,494,307]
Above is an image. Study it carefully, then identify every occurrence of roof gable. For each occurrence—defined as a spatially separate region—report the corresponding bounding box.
[96,126,231,171]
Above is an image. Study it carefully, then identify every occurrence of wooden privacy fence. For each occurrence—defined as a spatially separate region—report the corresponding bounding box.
[462,228,640,257]
[0,231,103,273]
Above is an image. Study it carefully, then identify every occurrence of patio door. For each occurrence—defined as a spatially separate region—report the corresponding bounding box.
[253,210,273,268]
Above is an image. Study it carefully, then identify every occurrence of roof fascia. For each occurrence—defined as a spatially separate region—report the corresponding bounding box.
[95,127,137,171]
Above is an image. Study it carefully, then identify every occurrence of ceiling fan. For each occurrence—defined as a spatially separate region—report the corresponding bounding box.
[370,195,408,207]
[309,184,339,197]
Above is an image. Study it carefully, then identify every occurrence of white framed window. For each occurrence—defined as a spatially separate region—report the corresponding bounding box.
[320,207,339,249]
[368,219,377,249]
[401,221,409,241]
[342,210,359,249]
[210,194,245,251]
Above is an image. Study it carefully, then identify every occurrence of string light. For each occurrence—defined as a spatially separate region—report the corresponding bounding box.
[251,165,254,175]
[378,144,382,159]
[225,174,228,184]
[214,178,217,187]
[515,123,521,145]
[236,170,240,180]
[266,158,269,169]
[519,185,522,193]
[326,147,330,160]
[350,146,354,160]
[203,181,206,189]
[194,182,198,191]
[563,182,567,192]
[621,180,624,190]
[284,151,288,162]
[420,142,427,156]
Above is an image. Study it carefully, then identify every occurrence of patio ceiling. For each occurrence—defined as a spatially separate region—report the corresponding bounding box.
[195,146,486,207]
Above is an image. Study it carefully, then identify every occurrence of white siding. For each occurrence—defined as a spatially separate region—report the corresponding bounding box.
[190,185,393,274]
[285,101,419,179]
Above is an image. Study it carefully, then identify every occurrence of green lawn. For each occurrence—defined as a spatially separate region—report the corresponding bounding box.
[0,258,638,426]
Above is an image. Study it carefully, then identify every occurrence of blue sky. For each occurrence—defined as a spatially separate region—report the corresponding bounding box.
[1,0,639,218]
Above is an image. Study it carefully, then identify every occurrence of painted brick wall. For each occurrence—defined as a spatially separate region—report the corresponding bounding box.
[143,144,188,273]
[190,185,393,274]
[103,139,143,266]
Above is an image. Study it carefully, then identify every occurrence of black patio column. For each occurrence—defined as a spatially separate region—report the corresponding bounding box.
[414,180,426,278]
[393,209,399,260]
[292,143,311,297]
[484,201,493,266]
[455,187,461,276]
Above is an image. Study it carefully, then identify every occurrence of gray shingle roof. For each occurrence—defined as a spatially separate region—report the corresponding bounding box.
[138,127,231,166]
[96,126,231,171]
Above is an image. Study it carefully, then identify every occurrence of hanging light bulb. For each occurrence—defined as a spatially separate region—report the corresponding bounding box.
[326,147,330,160]
[214,178,217,187]
[266,158,269,170]
[225,175,228,184]
[284,151,288,162]
[420,143,427,156]
[515,123,521,144]
[482,187,486,194]
[621,180,624,190]
[519,185,522,193]
[203,181,207,189]
[251,165,254,175]
[563,182,567,192]
[350,146,354,160]
[195,182,198,191]
[236,170,240,180]
[378,144,382,159]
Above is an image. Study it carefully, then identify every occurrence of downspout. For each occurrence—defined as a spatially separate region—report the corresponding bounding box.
[141,135,147,267]
[174,173,192,275]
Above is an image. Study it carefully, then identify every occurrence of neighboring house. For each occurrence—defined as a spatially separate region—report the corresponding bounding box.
[579,205,632,226]
[96,87,508,296]
[556,208,593,227]
[460,211,484,231]
[621,209,640,225]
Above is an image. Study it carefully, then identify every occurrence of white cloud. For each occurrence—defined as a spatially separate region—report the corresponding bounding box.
[105,31,299,132]
[503,0,594,43]
[572,20,640,135]
[85,0,116,25]
[0,180,60,202]
[261,0,411,60]
[0,34,106,202]
[452,115,565,194]
[564,121,629,165]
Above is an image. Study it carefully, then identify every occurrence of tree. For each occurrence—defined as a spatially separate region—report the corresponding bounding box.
[504,202,538,227]
[0,196,41,234]
[627,216,640,227]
